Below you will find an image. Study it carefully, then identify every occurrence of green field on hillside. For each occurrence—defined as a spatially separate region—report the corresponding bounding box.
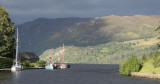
[139,60,160,74]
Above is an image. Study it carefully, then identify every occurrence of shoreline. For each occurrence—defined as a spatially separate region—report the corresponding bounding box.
[0,67,45,71]
[131,72,160,80]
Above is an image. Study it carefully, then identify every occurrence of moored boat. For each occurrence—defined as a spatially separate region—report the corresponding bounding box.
[11,64,23,71]
[45,56,58,70]
[59,44,70,69]
[45,63,53,70]
[59,63,70,69]
[11,28,23,72]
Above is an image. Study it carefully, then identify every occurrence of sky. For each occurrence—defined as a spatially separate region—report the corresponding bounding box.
[0,0,160,24]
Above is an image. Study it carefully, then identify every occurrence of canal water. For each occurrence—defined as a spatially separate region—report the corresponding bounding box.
[0,64,160,84]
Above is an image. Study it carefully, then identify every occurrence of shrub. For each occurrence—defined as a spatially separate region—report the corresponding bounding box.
[152,51,160,67]
[140,55,148,64]
[119,55,142,76]
[0,58,13,68]
[153,56,160,67]
[0,64,2,68]
[21,60,30,68]
[36,60,45,67]
[29,63,35,67]
[142,55,147,60]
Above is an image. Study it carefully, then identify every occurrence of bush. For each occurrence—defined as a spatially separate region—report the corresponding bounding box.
[140,55,148,63]
[21,60,46,68]
[153,56,160,67]
[0,64,2,68]
[119,55,142,76]
[142,55,147,61]
[0,58,13,68]
[21,60,30,68]
[152,51,160,67]
[36,60,45,67]
[29,63,35,67]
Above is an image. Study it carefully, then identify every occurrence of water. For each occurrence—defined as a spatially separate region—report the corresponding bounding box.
[0,64,160,84]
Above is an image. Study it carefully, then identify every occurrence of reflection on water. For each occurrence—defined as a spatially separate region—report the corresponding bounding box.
[0,71,11,83]
[0,70,22,84]
[0,64,160,84]
[11,71,21,79]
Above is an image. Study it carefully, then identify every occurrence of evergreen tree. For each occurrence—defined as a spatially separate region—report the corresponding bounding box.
[0,5,15,58]
[119,55,142,76]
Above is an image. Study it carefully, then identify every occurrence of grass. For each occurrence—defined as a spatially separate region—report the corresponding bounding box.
[139,60,160,74]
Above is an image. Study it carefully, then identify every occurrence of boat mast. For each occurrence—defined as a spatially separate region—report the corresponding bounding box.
[15,28,19,66]
[62,43,64,64]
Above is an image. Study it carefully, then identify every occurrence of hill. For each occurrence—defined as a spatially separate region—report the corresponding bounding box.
[19,15,160,57]
[47,15,160,47]
[18,17,92,55]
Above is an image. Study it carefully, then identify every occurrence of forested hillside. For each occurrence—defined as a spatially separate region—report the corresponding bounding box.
[39,37,159,64]
[19,15,160,56]
[18,18,92,55]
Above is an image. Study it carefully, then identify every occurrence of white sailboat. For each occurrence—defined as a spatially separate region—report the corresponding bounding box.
[11,28,23,72]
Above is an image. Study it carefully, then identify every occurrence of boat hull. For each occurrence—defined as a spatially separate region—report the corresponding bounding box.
[11,65,22,72]
[59,64,70,69]
[45,66,53,70]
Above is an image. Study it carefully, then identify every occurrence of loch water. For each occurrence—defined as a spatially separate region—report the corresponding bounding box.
[0,64,160,84]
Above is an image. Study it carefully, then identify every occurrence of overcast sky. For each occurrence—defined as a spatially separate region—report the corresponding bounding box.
[0,0,160,24]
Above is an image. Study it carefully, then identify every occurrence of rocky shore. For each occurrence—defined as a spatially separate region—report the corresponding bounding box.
[131,72,160,80]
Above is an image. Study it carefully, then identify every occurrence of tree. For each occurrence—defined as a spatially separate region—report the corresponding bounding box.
[119,55,142,76]
[0,5,15,58]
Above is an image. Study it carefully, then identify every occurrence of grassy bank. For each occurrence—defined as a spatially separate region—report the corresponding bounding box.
[140,60,160,74]
[120,51,160,76]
